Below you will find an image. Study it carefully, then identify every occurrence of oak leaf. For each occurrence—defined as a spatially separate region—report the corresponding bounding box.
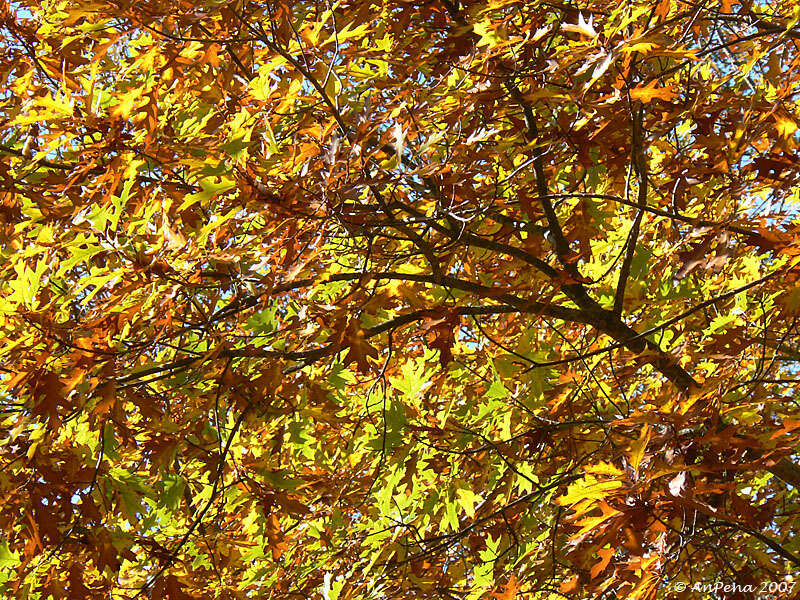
[630,80,677,103]
[341,319,380,372]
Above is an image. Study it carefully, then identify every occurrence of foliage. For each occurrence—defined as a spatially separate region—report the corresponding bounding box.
[1,0,800,598]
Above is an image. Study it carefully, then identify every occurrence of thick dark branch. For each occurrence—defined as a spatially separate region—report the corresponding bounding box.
[117,269,587,387]
[390,200,698,390]
[614,104,647,317]
[594,313,698,392]
[506,84,581,281]
[369,187,444,282]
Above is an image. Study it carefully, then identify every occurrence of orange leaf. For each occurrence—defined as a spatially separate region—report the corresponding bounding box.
[492,574,520,600]
[559,575,579,594]
[584,462,623,477]
[655,0,671,19]
[590,547,616,579]
[422,310,461,368]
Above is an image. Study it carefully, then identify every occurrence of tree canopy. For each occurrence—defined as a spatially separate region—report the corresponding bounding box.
[1,0,800,598]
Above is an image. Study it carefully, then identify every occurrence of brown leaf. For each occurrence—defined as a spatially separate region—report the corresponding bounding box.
[32,371,65,427]
[67,563,93,599]
[422,310,461,369]
[266,514,288,560]
[675,234,715,279]
[342,319,380,372]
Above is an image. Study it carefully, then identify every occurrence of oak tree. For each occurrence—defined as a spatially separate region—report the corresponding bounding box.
[1,0,799,598]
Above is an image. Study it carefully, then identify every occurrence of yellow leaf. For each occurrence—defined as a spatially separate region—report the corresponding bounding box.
[628,424,651,475]
[572,501,620,538]
[112,86,144,119]
[622,42,660,55]
[456,489,481,518]
[774,114,798,139]
[474,20,500,47]
[630,80,677,103]
[556,475,622,507]
[250,72,273,102]
[323,71,342,107]
[584,462,623,477]
[38,92,74,116]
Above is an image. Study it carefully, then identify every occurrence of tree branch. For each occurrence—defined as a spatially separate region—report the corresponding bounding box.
[613,104,647,317]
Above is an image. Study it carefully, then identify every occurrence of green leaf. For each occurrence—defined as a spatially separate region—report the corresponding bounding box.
[262,470,304,491]
[160,475,186,510]
[178,177,236,212]
[486,378,508,400]
[389,359,430,408]
[221,136,250,158]
[0,541,20,570]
